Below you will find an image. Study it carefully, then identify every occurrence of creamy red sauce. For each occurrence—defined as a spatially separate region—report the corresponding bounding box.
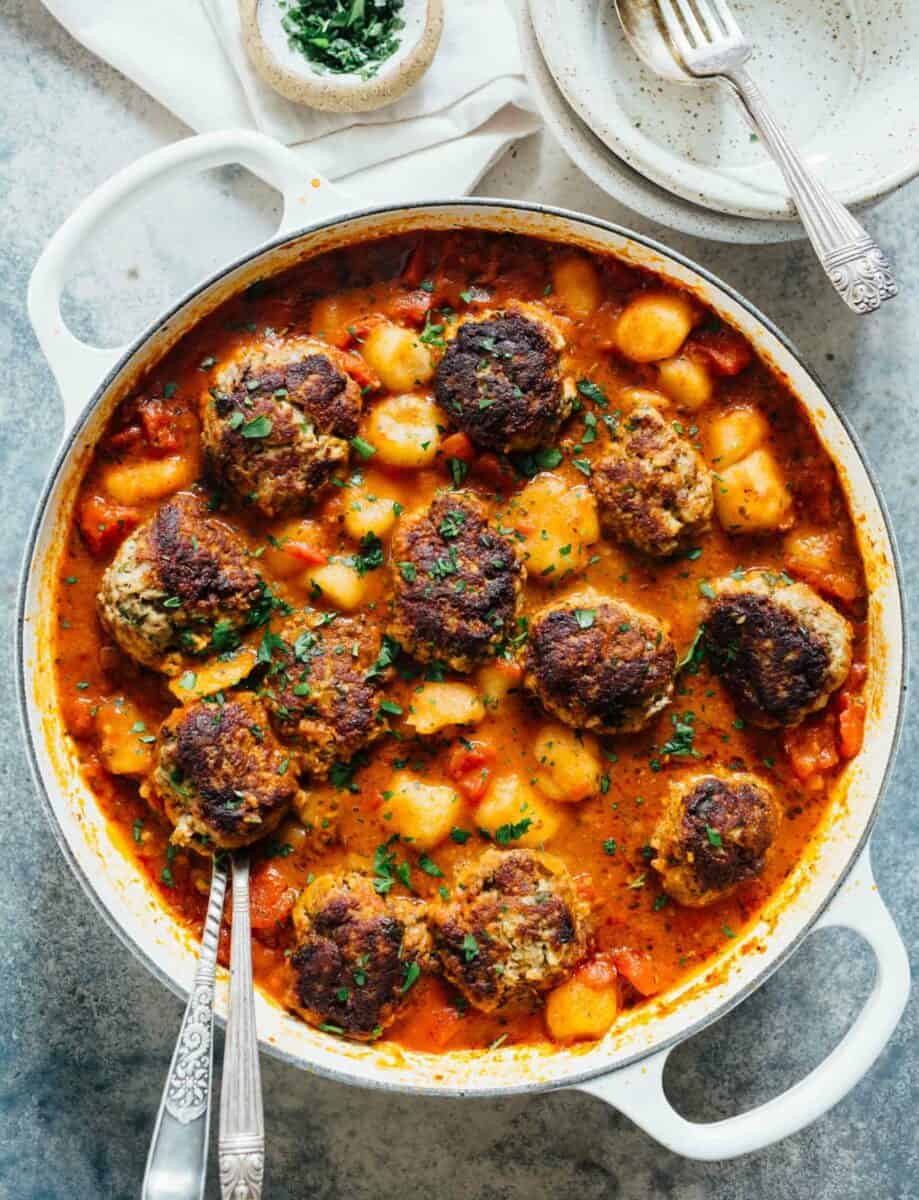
[52,231,867,1053]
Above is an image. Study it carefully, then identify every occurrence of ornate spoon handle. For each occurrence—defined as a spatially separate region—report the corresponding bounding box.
[726,66,898,314]
[142,857,228,1200]
[219,853,265,1200]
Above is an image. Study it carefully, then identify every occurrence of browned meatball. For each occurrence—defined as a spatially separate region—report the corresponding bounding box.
[389,491,525,672]
[202,338,362,516]
[524,592,676,734]
[286,873,431,1040]
[97,493,266,676]
[258,610,390,778]
[147,693,299,851]
[428,849,591,1013]
[434,307,573,453]
[591,404,713,557]
[705,571,852,728]
[651,773,781,907]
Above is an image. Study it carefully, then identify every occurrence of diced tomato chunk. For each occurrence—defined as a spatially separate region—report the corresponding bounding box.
[471,452,516,490]
[446,740,496,803]
[249,862,297,931]
[139,398,181,454]
[439,432,476,463]
[401,240,429,288]
[838,692,866,760]
[612,949,661,997]
[283,541,328,566]
[78,493,141,556]
[340,345,379,390]
[783,716,839,783]
[389,290,433,326]
[578,954,619,990]
[687,327,752,376]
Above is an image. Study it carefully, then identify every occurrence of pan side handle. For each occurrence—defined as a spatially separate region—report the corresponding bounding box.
[574,845,908,1161]
[27,130,346,434]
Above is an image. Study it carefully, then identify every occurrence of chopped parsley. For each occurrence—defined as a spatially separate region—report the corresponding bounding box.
[282,0,407,80]
[241,414,272,439]
[494,817,532,845]
[705,825,723,848]
[576,379,609,408]
[353,531,384,575]
[574,607,596,629]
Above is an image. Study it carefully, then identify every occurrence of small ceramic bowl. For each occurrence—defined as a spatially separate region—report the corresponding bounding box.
[529,0,919,221]
[241,0,444,113]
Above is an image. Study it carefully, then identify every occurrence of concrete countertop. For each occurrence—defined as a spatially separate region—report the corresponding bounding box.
[0,2,915,1196]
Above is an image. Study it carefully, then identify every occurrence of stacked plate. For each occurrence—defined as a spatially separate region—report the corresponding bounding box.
[519,0,919,244]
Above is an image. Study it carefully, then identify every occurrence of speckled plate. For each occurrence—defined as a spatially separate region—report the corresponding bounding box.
[530,0,919,221]
[517,0,802,243]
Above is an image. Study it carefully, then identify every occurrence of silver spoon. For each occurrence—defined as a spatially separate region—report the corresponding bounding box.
[143,857,228,1200]
[615,0,898,314]
[218,851,265,1200]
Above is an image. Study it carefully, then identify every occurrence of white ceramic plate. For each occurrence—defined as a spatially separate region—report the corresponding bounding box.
[530,0,919,221]
[517,0,803,244]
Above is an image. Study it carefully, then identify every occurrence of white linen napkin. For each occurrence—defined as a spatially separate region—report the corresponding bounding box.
[40,0,540,200]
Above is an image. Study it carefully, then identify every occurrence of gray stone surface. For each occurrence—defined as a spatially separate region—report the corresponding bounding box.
[0,2,916,1196]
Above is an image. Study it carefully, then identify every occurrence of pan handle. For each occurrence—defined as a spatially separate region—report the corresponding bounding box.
[576,844,909,1160]
[27,130,346,434]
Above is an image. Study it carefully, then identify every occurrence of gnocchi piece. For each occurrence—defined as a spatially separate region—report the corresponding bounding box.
[715,448,794,534]
[706,406,769,469]
[477,660,523,709]
[532,723,602,803]
[302,561,369,611]
[102,454,199,506]
[619,386,670,411]
[545,958,619,1043]
[384,774,463,851]
[343,490,400,542]
[551,255,602,319]
[167,643,258,702]
[263,517,326,578]
[513,473,600,580]
[95,697,157,777]
[614,292,695,363]
[405,682,485,735]
[657,355,713,410]
[476,775,561,848]
[360,323,436,394]
[364,393,442,469]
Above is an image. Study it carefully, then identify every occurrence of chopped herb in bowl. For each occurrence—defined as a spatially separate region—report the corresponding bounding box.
[281,0,406,79]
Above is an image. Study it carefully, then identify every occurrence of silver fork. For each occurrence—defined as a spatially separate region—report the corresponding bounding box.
[656,0,897,314]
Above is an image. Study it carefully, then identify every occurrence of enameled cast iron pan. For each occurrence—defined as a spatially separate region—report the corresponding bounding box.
[19,131,910,1160]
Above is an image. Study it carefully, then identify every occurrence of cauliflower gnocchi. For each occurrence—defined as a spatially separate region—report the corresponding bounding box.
[512,473,600,580]
[363,393,442,469]
[360,324,436,394]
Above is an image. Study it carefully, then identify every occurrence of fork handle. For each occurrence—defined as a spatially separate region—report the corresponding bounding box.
[725,65,897,314]
[219,853,265,1200]
[142,858,228,1200]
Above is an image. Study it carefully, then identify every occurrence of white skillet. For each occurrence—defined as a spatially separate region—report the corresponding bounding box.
[20,130,910,1161]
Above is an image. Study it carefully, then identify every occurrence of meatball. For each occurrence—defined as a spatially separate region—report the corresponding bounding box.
[202,337,362,516]
[147,692,299,851]
[705,571,853,727]
[651,773,781,907]
[524,592,676,734]
[434,306,573,453]
[591,404,713,557]
[389,491,524,672]
[97,493,265,675]
[428,849,591,1013]
[286,873,431,1040]
[259,610,389,778]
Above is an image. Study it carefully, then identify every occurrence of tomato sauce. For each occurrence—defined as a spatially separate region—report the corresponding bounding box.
[52,231,867,1053]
